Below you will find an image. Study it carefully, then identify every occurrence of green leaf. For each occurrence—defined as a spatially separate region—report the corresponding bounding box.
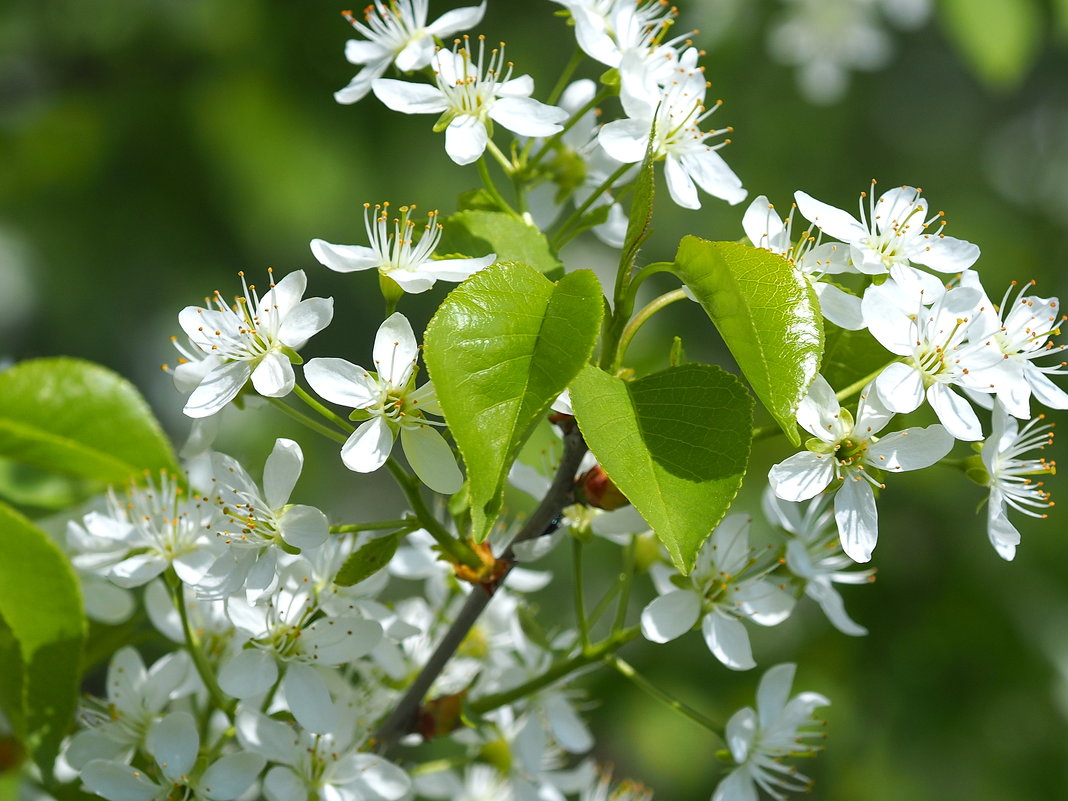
[619,125,657,280]
[438,210,564,278]
[0,501,86,779]
[939,0,1041,89]
[671,237,823,446]
[570,363,753,573]
[334,532,403,587]
[424,262,603,541]
[0,358,179,485]
[821,322,892,394]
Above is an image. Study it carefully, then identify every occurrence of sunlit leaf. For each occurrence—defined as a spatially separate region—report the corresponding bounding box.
[570,363,753,573]
[437,210,564,278]
[0,501,85,778]
[424,262,602,541]
[0,358,178,485]
[672,238,823,446]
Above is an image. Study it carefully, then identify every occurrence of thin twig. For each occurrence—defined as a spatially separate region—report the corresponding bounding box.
[372,421,587,751]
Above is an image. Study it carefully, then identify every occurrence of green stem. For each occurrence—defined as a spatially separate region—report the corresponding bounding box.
[166,573,232,716]
[485,139,515,175]
[587,579,622,629]
[330,519,414,534]
[629,261,677,294]
[614,288,688,370]
[478,156,520,218]
[552,162,632,248]
[613,535,637,633]
[385,458,482,570]
[268,398,348,445]
[573,538,591,649]
[835,360,902,404]
[468,625,641,715]
[294,384,355,433]
[607,656,725,742]
[546,47,584,106]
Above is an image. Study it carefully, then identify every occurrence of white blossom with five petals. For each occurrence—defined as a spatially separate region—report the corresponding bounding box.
[334,0,487,104]
[768,376,953,562]
[373,36,567,165]
[175,270,333,419]
[304,312,462,494]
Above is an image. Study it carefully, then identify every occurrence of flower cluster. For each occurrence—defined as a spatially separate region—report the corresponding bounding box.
[751,182,1063,562]
[44,5,1065,801]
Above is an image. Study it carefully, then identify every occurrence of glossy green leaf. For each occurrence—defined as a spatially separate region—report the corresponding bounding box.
[570,363,753,573]
[821,322,893,394]
[0,501,85,778]
[940,0,1041,89]
[424,262,603,541]
[438,210,564,278]
[619,124,656,279]
[334,532,403,587]
[0,358,179,485]
[672,237,823,446]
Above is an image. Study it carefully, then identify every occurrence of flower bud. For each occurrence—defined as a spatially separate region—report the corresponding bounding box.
[575,464,630,510]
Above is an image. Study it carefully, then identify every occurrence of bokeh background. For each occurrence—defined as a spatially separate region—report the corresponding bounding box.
[3,0,1068,798]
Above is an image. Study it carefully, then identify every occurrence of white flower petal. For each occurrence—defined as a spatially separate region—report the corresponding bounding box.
[489,97,567,137]
[147,712,198,783]
[264,766,305,801]
[278,297,334,349]
[663,154,700,210]
[444,115,489,165]
[768,452,835,502]
[283,663,336,734]
[310,239,381,273]
[279,504,329,550]
[302,615,383,664]
[341,417,395,473]
[702,612,757,670]
[251,352,294,398]
[927,384,983,441]
[834,477,878,563]
[400,425,462,495]
[184,360,251,418]
[371,78,448,114]
[218,649,278,699]
[200,752,267,801]
[756,662,796,726]
[81,760,161,801]
[349,755,412,801]
[263,437,302,509]
[640,590,701,643]
[794,191,868,241]
[866,424,952,472]
[304,357,379,408]
[373,312,419,384]
[874,362,925,414]
[543,694,594,754]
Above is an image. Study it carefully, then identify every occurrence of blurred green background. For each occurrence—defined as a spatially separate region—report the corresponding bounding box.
[3,0,1068,798]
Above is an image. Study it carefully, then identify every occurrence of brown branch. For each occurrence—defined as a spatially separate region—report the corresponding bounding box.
[372,420,587,752]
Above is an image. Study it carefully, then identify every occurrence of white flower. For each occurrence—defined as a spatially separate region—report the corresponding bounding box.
[65,647,194,771]
[334,0,487,104]
[372,36,568,165]
[82,712,265,801]
[768,376,953,562]
[862,281,1002,441]
[712,663,829,801]
[304,312,463,494]
[176,270,333,418]
[640,515,795,670]
[311,202,495,293]
[599,60,746,209]
[794,182,980,297]
[220,560,383,733]
[762,490,873,636]
[199,438,328,599]
[742,195,861,329]
[236,702,409,801]
[962,272,1068,419]
[979,402,1056,560]
[67,472,218,588]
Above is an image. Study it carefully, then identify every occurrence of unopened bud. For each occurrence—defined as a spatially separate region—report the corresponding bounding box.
[575,464,630,510]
